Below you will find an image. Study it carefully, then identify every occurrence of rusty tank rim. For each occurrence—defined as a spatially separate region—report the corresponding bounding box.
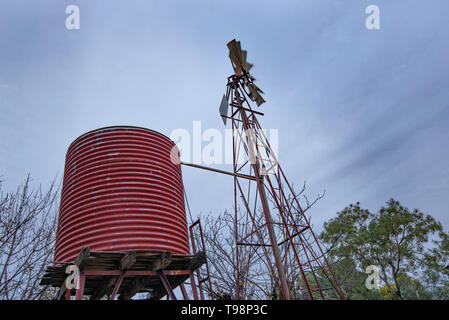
[67,125,175,151]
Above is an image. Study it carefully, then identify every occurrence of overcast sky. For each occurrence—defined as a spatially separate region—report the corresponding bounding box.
[1,1,448,232]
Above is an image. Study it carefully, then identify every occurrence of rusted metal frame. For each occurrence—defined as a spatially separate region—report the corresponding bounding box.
[239,81,315,299]
[267,167,315,242]
[238,138,254,299]
[248,127,273,178]
[295,230,336,292]
[241,232,259,299]
[307,231,345,299]
[196,220,214,299]
[181,162,256,181]
[234,86,290,298]
[269,169,314,244]
[296,232,331,299]
[239,196,260,300]
[190,219,200,228]
[236,178,263,247]
[237,220,267,245]
[237,243,272,247]
[158,270,177,300]
[189,273,199,300]
[235,78,322,299]
[242,126,262,171]
[189,220,213,300]
[266,173,320,298]
[257,147,317,299]
[277,166,346,299]
[232,108,247,174]
[233,120,253,251]
[236,160,249,173]
[277,227,309,246]
[235,176,257,299]
[75,271,85,300]
[250,125,273,171]
[262,174,314,300]
[222,115,243,123]
[238,106,291,300]
[189,225,205,300]
[268,171,325,299]
[237,103,260,299]
[243,165,253,245]
[231,80,278,299]
[271,222,308,228]
[237,76,345,300]
[237,82,257,111]
[253,117,281,167]
[234,171,277,297]
[240,124,263,177]
[234,122,251,168]
[231,88,257,299]
[229,102,265,116]
[109,271,126,300]
[294,232,325,299]
[180,283,189,300]
[281,225,291,296]
[235,177,278,286]
[278,167,346,300]
[250,168,259,237]
[231,94,241,300]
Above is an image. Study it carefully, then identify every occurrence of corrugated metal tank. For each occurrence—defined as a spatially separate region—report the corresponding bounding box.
[54,126,189,262]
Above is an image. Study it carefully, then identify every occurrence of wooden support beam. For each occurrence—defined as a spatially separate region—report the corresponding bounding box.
[188,251,207,270]
[75,247,91,270]
[56,247,90,299]
[44,249,204,300]
[120,251,136,270]
[152,252,172,271]
[90,277,118,300]
[119,276,151,300]
[117,252,172,300]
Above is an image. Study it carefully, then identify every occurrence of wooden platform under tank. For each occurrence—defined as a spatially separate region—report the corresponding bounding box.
[40,248,206,300]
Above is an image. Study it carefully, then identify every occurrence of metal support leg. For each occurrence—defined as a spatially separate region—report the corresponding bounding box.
[158,270,177,300]
[189,272,199,300]
[75,272,85,300]
[180,283,189,300]
[110,272,126,300]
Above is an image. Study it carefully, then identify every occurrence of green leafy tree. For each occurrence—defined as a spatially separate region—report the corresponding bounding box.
[320,199,448,300]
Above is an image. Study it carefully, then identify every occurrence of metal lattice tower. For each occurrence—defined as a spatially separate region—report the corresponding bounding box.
[221,40,345,300]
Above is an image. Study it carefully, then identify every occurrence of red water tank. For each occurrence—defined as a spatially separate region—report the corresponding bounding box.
[54,126,189,262]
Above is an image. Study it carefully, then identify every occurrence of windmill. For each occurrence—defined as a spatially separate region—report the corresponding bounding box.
[219,39,345,300]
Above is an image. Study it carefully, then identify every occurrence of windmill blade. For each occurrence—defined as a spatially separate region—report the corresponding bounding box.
[227,39,253,75]
[241,50,253,72]
[227,39,265,106]
[227,39,244,76]
[247,83,266,107]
